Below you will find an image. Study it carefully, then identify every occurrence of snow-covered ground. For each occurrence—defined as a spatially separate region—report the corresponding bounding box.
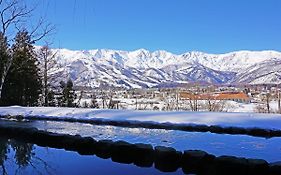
[229,101,280,113]
[1,106,281,130]
[77,97,281,113]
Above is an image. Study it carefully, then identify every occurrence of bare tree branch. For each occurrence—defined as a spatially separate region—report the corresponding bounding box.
[31,22,55,43]
[0,0,55,42]
[0,0,56,99]
[0,0,34,36]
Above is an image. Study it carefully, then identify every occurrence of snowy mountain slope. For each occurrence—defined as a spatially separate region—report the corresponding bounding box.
[233,58,281,84]
[42,48,281,88]
[181,50,281,72]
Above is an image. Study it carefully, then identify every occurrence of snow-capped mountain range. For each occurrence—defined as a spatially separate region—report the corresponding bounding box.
[46,48,281,88]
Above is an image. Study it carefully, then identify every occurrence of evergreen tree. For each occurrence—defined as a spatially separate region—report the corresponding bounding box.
[90,94,99,108]
[1,30,42,106]
[47,90,56,107]
[60,79,76,107]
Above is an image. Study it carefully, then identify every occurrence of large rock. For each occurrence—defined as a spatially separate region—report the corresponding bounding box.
[31,130,65,148]
[209,125,224,134]
[111,141,136,164]
[247,128,270,138]
[133,143,154,167]
[95,140,114,159]
[154,146,182,172]
[224,127,247,135]
[76,137,97,155]
[269,161,281,175]
[215,156,249,175]
[62,134,85,151]
[182,150,215,174]
[247,158,269,175]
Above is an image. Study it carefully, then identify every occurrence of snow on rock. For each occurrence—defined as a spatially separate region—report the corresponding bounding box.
[1,106,281,131]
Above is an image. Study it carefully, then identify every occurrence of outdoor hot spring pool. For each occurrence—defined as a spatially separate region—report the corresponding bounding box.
[0,119,281,163]
[0,138,183,175]
[37,121,281,163]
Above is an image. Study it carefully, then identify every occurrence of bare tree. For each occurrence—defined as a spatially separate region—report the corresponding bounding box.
[265,92,271,113]
[277,90,281,114]
[255,92,272,113]
[0,0,32,36]
[204,98,227,112]
[37,44,58,106]
[187,93,199,111]
[277,88,281,113]
[0,32,9,100]
[0,0,55,99]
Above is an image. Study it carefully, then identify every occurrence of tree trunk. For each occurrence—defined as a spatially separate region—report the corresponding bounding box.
[278,91,281,114]
[266,94,270,113]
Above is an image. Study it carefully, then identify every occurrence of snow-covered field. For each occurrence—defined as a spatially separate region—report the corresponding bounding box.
[77,97,281,113]
[1,106,281,130]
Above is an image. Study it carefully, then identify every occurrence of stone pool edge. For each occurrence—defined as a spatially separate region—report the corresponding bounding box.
[0,124,280,175]
[1,114,281,138]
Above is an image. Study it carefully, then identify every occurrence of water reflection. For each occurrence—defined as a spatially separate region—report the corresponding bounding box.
[0,138,183,175]
[0,139,56,175]
[1,119,281,162]
[11,141,34,168]
[0,138,8,174]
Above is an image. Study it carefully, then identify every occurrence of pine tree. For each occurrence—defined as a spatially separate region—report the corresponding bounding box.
[47,90,56,107]
[60,79,76,107]
[90,94,99,108]
[1,30,42,106]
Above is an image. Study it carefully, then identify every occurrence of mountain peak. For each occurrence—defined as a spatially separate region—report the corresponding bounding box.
[36,47,281,88]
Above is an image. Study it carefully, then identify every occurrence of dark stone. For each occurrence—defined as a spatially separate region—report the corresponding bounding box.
[18,127,39,142]
[95,140,114,159]
[215,156,249,175]
[138,122,158,129]
[209,125,224,134]
[133,143,154,167]
[195,124,209,132]
[247,158,269,175]
[76,137,97,155]
[62,135,84,151]
[224,127,247,135]
[247,128,270,138]
[31,130,54,147]
[182,150,215,174]
[5,127,19,137]
[270,130,281,137]
[154,146,182,172]
[269,161,281,175]
[44,133,71,149]
[66,118,78,123]
[111,141,136,164]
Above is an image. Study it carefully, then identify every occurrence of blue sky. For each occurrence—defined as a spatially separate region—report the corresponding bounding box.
[29,0,281,54]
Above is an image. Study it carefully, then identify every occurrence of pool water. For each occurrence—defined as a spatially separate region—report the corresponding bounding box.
[1,119,281,162]
[0,138,184,175]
